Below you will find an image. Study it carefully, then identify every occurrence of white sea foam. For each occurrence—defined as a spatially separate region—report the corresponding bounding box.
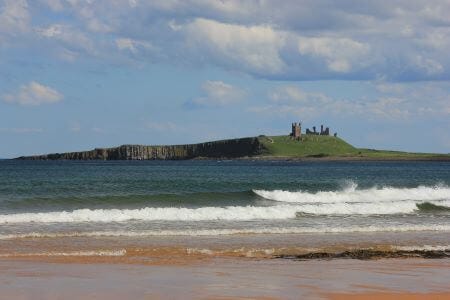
[1,224,450,240]
[0,249,126,257]
[253,184,450,204]
[0,198,449,224]
[186,247,277,257]
[0,205,297,223]
[394,245,450,251]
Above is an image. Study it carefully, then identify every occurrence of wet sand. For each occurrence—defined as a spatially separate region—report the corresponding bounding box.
[329,292,450,300]
[0,258,449,299]
[1,231,449,299]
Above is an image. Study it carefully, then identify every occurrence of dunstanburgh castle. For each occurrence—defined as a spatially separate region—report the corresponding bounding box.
[290,122,337,140]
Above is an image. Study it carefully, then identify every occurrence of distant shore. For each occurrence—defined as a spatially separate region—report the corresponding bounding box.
[12,156,450,162]
[13,134,450,161]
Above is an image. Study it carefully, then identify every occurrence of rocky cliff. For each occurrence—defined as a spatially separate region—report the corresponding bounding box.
[16,137,265,160]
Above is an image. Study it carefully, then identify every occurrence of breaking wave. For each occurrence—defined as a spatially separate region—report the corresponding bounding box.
[0,184,448,224]
[0,201,449,224]
[253,183,450,204]
[2,224,450,240]
[0,249,126,257]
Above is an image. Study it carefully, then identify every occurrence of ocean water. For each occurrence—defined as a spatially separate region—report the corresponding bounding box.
[0,159,449,252]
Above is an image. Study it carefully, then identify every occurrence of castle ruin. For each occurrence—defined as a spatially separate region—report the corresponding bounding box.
[291,122,336,139]
[290,122,301,140]
[305,124,330,136]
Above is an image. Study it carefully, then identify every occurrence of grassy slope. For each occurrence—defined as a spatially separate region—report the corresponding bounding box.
[258,135,450,159]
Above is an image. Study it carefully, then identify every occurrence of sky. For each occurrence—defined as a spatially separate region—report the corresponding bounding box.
[1,0,450,158]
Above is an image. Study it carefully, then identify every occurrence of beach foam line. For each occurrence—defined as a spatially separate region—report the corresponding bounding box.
[2,224,450,239]
[0,249,126,257]
[253,184,450,204]
[0,200,449,224]
[189,245,450,259]
[393,245,450,251]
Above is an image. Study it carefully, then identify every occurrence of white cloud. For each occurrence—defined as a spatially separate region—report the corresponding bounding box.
[251,97,411,121]
[190,80,245,107]
[36,24,96,58]
[297,37,370,73]
[3,81,63,106]
[37,24,62,37]
[0,0,30,37]
[270,86,307,102]
[128,0,138,8]
[375,82,406,94]
[413,55,444,75]
[116,38,138,53]
[115,38,155,54]
[86,18,112,33]
[252,82,450,121]
[367,97,410,119]
[269,86,329,104]
[183,18,286,75]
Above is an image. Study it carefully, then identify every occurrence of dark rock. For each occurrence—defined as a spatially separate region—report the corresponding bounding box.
[273,249,450,261]
[16,137,265,160]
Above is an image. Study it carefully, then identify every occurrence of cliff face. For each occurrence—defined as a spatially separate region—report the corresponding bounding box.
[16,137,265,160]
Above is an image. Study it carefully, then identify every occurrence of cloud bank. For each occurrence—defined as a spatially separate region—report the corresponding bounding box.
[2,0,450,81]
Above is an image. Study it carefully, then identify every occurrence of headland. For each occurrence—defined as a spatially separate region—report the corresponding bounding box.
[14,122,450,161]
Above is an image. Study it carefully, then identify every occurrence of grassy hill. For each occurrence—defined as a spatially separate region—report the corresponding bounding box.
[257,135,450,160]
[16,134,450,161]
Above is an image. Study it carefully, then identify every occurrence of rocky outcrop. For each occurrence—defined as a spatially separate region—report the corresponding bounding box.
[16,137,266,160]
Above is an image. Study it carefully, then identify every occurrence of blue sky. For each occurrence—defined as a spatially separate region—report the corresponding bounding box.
[1,0,450,158]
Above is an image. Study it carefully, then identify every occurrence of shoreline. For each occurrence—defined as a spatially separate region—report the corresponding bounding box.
[1,231,449,265]
[1,247,449,265]
[9,155,450,162]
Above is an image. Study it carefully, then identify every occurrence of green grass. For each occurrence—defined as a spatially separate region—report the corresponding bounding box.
[258,135,358,157]
[257,135,450,159]
[356,148,449,158]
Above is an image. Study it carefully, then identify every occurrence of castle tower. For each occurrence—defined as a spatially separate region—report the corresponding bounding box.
[291,122,301,139]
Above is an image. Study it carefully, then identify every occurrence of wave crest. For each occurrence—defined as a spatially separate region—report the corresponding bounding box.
[0,201,449,224]
[253,184,450,204]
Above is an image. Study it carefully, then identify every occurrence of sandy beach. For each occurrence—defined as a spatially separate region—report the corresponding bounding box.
[1,231,450,299]
[1,256,449,299]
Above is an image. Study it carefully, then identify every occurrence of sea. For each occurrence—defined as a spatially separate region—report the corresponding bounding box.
[1,159,450,258]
